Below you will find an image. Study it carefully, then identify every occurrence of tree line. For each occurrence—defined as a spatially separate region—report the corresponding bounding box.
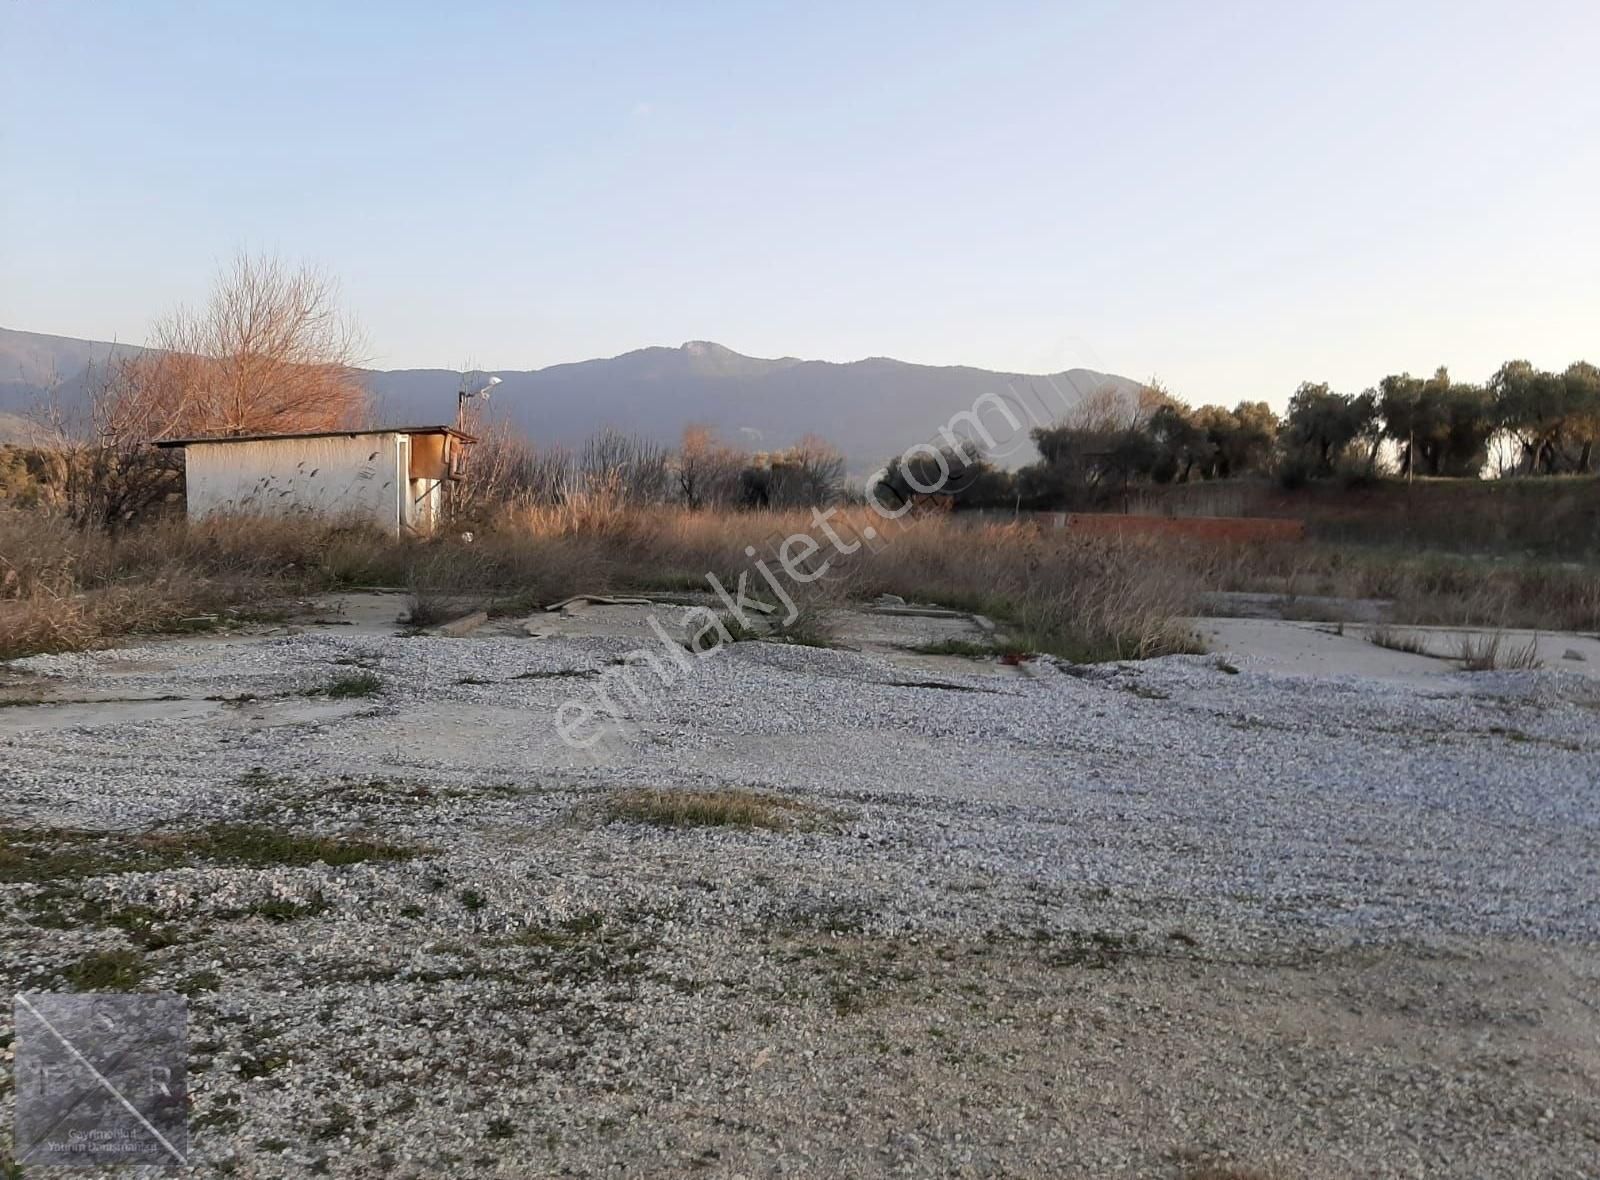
[4,249,1593,525]
[452,420,847,520]
[877,360,1600,512]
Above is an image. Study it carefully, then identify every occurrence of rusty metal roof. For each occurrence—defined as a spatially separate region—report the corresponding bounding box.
[153,425,477,448]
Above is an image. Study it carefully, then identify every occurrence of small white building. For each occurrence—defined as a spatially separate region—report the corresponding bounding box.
[154,425,476,536]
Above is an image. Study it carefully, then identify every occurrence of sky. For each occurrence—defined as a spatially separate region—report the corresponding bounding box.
[2,1,1597,408]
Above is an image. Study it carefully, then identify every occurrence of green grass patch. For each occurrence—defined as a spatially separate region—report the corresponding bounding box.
[193,824,413,868]
[905,637,1002,658]
[1012,623,1207,665]
[508,911,606,950]
[64,948,148,991]
[912,591,1205,665]
[225,894,332,922]
[310,669,383,698]
[1,826,188,885]
[0,820,413,886]
[102,904,185,949]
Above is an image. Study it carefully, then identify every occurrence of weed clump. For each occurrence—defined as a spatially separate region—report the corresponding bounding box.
[907,637,1002,658]
[600,787,829,832]
[1456,631,1542,671]
[64,948,148,991]
[685,612,765,654]
[1367,624,1430,655]
[312,669,382,698]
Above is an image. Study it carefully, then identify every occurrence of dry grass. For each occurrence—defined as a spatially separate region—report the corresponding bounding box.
[685,610,766,653]
[1455,631,1543,672]
[0,511,273,659]
[599,787,829,831]
[834,513,1203,661]
[400,587,462,628]
[6,472,1597,663]
[1124,473,1600,559]
[1366,624,1430,655]
[1199,538,1600,632]
[775,587,843,649]
[479,502,1199,666]
[1,504,1204,665]
[0,511,341,659]
[6,497,1593,670]
[18,500,1584,669]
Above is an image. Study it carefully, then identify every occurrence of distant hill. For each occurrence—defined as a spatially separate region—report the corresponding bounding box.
[0,327,142,419]
[0,327,1137,467]
[0,412,38,445]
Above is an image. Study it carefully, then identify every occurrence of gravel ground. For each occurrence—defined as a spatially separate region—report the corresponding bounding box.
[2,618,1598,1178]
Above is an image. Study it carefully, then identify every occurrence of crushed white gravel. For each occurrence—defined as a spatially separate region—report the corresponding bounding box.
[2,624,1598,1177]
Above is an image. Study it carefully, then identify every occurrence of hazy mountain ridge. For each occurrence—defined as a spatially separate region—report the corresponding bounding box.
[0,327,142,412]
[0,326,1135,465]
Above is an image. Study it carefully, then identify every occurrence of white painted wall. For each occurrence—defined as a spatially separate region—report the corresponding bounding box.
[407,477,444,531]
[183,433,408,533]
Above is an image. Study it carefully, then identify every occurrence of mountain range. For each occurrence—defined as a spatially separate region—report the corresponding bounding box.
[0,326,1134,465]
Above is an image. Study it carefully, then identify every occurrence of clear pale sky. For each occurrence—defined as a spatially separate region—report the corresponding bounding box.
[2,1,1596,407]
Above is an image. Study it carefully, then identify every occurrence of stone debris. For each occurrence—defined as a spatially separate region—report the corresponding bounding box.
[545,594,658,612]
[2,630,1597,1177]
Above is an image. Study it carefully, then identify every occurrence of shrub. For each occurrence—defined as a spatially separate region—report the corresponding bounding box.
[1456,631,1542,672]
[314,670,383,698]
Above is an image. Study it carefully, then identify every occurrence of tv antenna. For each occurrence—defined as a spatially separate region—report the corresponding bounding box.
[457,371,501,429]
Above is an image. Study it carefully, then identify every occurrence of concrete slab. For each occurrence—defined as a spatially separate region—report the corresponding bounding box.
[1195,617,1600,683]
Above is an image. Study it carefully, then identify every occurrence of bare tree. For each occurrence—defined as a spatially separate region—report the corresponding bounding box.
[145,252,368,436]
[675,424,745,509]
[37,253,369,528]
[453,419,574,517]
[783,434,846,506]
[580,428,671,503]
[743,435,847,509]
[40,360,185,528]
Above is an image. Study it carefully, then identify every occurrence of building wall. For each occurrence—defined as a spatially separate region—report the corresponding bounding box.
[407,477,445,531]
[184,433,407,533]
